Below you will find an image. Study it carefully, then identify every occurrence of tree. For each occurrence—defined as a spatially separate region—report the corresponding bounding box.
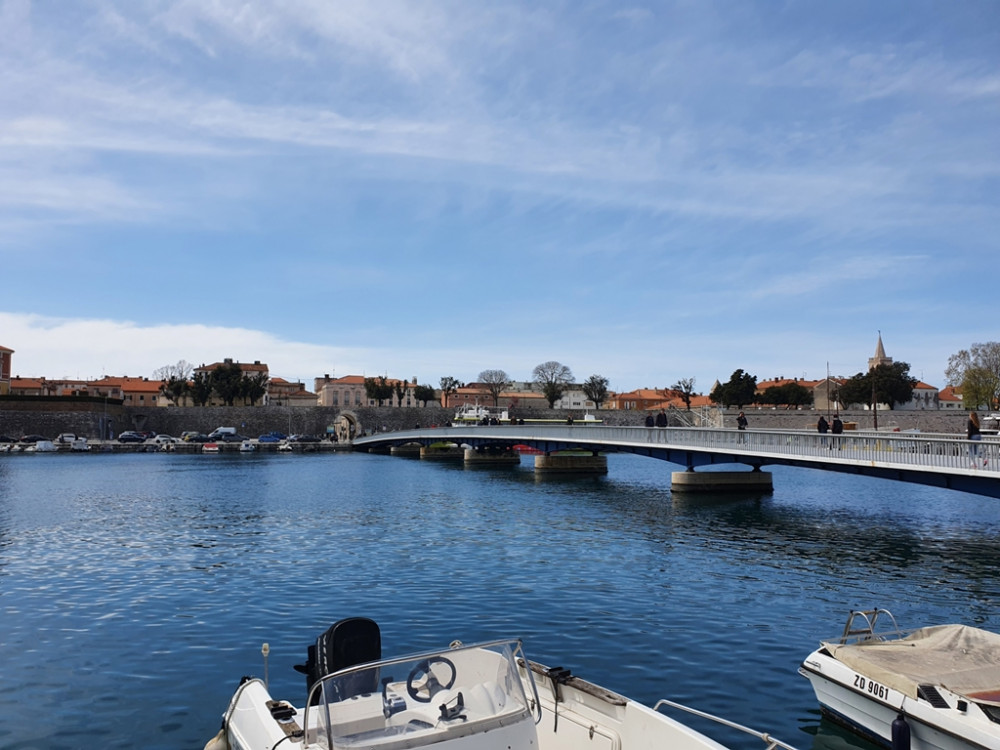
[364,376,393,406]
[946,342,1000,410]
[242,372,269,406]
[838,362,918,410]
[211,361,244,406]
[413,384,436,406]
[189,372,213,407]
[582,375,609,409]
[152,360,193,382]
[757,382,813,409]
[710,369,757,409]
[533,361,574,408]
[478,369,511,407]
[671,377,696,410]
[160,376,189,406]
[393,380,407,407]
[439,377,461,401]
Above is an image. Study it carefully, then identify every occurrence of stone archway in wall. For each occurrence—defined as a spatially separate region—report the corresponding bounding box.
[334,412,361,442]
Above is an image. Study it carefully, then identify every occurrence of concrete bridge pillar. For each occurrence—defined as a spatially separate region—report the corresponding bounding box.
[390,443,421,457]
[464,447,520,466]
[420,444,464,460]
[534,453,608,475]
[671,469,773,493]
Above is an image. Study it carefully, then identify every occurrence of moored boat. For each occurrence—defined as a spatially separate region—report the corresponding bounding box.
[799,608,1000,750]
[206,617,796,750]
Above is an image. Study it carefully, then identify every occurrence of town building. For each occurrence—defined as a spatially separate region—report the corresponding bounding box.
[0,345,12,395]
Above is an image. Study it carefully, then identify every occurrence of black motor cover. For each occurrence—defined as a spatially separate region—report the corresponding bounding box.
[294,617,382,700]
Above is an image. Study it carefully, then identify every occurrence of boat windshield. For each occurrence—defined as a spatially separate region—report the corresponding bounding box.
[303,639,534,749]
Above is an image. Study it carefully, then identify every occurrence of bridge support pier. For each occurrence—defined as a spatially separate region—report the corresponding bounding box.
[420,445,465,460]
[534,453,608,475]
[464,447,520,466]
[671,469,773,493]
[390,444,421,457]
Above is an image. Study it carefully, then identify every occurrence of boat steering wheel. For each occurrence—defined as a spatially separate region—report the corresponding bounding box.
[406,657,457,703]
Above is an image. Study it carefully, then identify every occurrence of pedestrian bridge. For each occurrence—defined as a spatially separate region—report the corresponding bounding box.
[353,424,1000,499]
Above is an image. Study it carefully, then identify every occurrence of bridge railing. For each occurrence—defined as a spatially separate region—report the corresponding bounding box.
[360,424,999,474]
[598,426,999,473]
[418,423,997,473]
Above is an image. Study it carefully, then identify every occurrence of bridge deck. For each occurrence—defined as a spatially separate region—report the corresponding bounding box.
[354,425,1000,499]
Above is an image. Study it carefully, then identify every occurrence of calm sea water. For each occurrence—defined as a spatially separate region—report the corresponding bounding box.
[1,450,999,750]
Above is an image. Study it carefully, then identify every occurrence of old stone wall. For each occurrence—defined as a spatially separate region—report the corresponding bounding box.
[0,398,978,440]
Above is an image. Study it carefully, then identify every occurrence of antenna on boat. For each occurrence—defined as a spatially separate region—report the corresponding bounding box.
[262,642,270,690]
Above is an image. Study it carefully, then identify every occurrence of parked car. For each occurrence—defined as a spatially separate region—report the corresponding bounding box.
[55,433,78,444]
[151,434,181,445]
[138,431,157,441]
[117,431,145,443]
[185,433,212,443]
[288,434,322,443]
[0,435,17,443]
[257,431,286,443]
[19,434,50,443]
[218,433,250,443]
[207,427,237,439]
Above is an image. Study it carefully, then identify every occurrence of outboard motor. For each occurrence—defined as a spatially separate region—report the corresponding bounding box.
[891,713,911,750]
[295,617,382,701]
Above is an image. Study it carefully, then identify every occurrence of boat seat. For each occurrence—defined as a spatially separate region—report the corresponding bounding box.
[295,617,382,701]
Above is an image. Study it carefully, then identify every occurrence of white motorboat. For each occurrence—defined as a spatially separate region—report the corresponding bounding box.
[206,617,795,750]
[799,609,1000,750]
[239,440,256,452]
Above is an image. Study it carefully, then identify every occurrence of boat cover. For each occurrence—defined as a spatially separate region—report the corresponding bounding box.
[823,624,1000,703]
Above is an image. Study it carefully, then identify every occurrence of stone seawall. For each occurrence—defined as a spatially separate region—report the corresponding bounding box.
[0,398,977,440]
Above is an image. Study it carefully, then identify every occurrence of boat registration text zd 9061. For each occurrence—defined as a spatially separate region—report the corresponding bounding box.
[853,674,890,701]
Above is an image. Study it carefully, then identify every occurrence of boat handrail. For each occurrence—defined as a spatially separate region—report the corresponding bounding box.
[652,697,799,750]
[837,608,902,644]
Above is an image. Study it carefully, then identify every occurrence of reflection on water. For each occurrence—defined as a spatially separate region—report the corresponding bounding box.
[0,452,997,750]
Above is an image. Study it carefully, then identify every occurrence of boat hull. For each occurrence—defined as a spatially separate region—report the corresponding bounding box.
[800,650,998,750]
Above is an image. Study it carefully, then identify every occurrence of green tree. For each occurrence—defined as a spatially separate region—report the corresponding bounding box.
[582,375,609,409]
[242,372,269,406]
[478,369,511,407]
[838,362,917,410]
[533,361,574,408]
[758,382,814,409]
[364,376,394,406]
[189,372,213,406]
[671,377,696,410]
[393,380,408,407]
[413,384,436,406]
[160,376,189,406]
[710,369,757,409]
[946,342,1000,410]
[211,362,244,406]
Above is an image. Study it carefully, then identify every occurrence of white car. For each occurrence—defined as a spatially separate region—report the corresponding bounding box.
[151,434,181,445]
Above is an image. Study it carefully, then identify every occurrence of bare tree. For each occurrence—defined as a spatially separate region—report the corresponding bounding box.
[582,375,609,408]
[477,369,511,407]
[533,361,574,408]
[671,377,696,410]
[946,342,1000,410]
[152,360,192,381]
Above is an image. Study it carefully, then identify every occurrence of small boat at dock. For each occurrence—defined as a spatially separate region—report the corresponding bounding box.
[799,608,1000,750]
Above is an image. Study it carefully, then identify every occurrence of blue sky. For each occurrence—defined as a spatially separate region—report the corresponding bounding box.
[1,1,997,394]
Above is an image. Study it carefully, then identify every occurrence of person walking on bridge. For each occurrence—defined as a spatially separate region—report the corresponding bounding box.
[831,414,844,450]
[968,411,984,467]
[817,415,829,448]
